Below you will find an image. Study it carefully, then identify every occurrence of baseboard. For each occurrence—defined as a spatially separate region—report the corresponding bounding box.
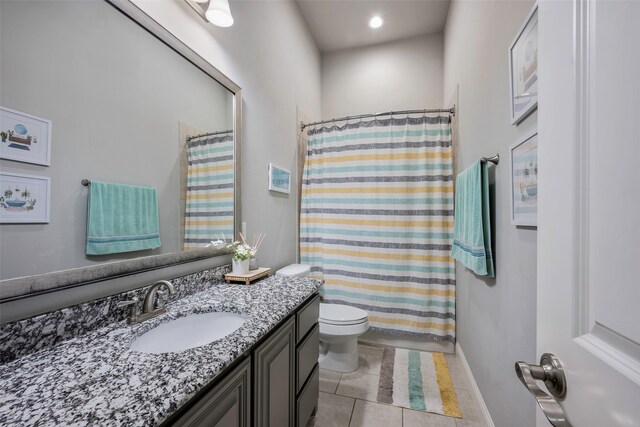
[455,342,496,427]
[359,331,454,353]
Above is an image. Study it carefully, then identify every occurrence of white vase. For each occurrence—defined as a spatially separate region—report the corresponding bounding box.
[232,258,249,274]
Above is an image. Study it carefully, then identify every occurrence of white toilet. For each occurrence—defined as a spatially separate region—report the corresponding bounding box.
[276,264,370,373]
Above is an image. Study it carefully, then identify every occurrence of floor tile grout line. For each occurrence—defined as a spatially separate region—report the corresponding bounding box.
[334,372,343,394]
[346,397,357,427]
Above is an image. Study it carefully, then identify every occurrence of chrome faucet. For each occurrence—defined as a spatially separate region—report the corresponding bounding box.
[118,280,176,324]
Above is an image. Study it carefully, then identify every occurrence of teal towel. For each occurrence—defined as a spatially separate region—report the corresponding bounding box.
[86,181,161,255]
[450,160,495,276]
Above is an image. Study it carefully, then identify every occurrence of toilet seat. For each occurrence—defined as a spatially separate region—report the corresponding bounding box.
[319,319,369,337]
[319,303,368,326]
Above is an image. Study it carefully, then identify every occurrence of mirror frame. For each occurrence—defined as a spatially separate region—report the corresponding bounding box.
[0,0,242,303]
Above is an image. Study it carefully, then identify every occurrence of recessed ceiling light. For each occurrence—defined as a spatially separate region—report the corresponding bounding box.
[369,16,384,29]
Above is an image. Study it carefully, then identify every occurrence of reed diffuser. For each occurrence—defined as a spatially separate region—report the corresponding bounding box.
[238,232,266,270]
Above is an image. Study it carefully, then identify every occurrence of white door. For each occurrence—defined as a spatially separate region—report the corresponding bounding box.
[534,0,640,426]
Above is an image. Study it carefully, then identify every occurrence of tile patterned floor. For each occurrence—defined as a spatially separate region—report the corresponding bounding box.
[308,344,488,427]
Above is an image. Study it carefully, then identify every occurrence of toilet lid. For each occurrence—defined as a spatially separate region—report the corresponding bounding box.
[276,264,310,277]
[319,303,368,325]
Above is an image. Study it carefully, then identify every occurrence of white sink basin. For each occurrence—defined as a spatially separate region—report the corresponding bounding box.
[130,312,246,354]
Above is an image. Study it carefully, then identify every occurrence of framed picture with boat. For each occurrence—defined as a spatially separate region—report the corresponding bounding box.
[510,130,538,226]
[0,172,51,223]
[508,3,538,125]
[0,107,52,166]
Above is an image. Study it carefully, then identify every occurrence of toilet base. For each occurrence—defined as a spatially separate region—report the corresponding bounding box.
[319,335,360,373]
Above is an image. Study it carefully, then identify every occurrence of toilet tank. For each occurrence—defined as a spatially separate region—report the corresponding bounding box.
[276,264,310,277]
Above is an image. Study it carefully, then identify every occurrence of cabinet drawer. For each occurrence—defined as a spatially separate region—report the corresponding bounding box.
[296,294,319,343]
[296,324,319,394]
[170,357,251,427]
[296,364,319,427]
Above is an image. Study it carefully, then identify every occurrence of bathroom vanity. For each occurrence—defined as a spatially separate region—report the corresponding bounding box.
[0,269,322,426]
[167,293,320,426]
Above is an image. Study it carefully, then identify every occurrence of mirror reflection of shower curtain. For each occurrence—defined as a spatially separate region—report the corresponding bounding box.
[300,115,455,341]
[184,133,234,249]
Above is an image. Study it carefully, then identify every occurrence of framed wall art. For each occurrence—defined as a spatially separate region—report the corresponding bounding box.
[0,172,51,223]
[508,4,538,125]
[509,130,538,226]
[268,163,291,194]
[0,107,52,166]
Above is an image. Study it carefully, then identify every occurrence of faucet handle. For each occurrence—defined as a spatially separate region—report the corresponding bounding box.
[117,297,139,307]
[117,297,141,319]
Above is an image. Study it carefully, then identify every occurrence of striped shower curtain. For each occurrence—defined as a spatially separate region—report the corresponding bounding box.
[184,132,234,249]
[300,116,455,341]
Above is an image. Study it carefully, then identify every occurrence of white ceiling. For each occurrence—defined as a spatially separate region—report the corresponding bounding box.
[295,0,451,53]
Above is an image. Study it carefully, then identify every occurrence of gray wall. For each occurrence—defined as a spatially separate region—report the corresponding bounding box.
[321,33,444,119]
[443,1,537,426]
[133,0,322,272]
[0,0,233,280]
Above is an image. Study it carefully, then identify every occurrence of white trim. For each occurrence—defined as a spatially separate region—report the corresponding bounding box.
[578,320,640,386]
[572,0,591,339]
[455,342,496,427]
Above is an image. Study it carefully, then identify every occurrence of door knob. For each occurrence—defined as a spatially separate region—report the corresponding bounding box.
[515,353,568,427]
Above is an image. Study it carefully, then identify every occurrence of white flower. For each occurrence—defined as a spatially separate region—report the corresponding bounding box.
[233,244,252,261]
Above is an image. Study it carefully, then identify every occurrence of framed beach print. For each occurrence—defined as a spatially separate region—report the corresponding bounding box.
[510,130,538,226]
[268,163,291,194]
[0,172,51,223]
[0,107,52,166]
[509,4,538,125]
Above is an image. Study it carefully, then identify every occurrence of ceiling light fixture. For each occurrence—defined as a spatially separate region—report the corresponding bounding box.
[368,16,383,29]
[206,0,234,27]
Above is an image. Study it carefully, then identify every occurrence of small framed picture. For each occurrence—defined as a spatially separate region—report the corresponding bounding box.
[509,130,538,226]
[0,107,52,166]
[0,172,51,223]
[508,3,538,125]
[268,163,291,194]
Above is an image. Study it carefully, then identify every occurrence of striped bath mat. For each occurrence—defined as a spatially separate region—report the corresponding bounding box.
[377,347,462,418]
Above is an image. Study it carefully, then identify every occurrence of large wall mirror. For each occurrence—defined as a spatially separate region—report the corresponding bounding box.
[0,0,241,299]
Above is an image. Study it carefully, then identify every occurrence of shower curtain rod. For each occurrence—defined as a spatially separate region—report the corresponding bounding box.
[300,106,456,131]
[186,129,233,142]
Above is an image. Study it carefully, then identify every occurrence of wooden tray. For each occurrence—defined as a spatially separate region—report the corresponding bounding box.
[224,267,271,285]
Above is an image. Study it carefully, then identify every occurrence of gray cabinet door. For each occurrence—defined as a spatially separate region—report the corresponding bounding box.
[171,357,251,427]
[253,316,295,427]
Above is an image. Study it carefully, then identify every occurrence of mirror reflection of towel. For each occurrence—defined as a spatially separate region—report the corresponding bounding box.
[450,161,495,277]
[86,181,161,255]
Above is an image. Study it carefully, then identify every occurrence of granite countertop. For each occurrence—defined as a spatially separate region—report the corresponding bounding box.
[0,276,321,426]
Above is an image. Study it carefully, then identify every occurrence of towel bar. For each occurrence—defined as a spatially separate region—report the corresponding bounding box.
[480,153,499,165]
